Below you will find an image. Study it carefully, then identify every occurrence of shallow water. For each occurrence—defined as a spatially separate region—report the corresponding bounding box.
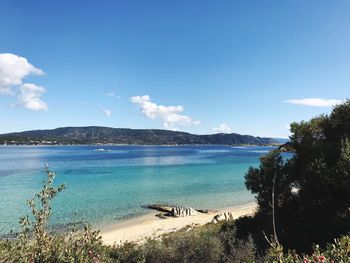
[0,145,279,235]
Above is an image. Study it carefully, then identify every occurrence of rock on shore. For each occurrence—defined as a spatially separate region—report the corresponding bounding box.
[211,212,234,224]
[170,206,198,217]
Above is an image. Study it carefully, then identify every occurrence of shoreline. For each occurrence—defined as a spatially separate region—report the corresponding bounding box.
[100,202,258,245]
[0,144,281,147]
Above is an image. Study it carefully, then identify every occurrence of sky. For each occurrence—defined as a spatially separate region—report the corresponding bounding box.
[0,0,349,138]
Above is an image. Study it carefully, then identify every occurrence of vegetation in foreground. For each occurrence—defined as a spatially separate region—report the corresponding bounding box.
[0,168,348,262]
[1,101,350,262]
[236,100,350,253]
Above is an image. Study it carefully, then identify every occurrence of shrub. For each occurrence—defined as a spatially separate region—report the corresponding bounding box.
[107,224,224,263]
[265,235,350,263]
[220,221,257,263]
[0,167,104,263]
[106,222,260,263]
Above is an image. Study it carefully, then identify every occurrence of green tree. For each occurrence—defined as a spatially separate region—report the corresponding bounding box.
[237,100,350,252]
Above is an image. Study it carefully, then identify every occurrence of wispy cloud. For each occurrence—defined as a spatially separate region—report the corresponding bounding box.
[102,108,112,117]
[106,92,121,98]
[213,123,232,133]
[130,95,200,130]
[0,53,47,111]
[285,98,342,107]
[106,92,115,97]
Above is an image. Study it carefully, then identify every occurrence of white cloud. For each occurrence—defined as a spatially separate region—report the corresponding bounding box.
[213,123,232,133]
[0,53,43,94]
[102,108,112,117]
[0,53,48,111]
[285,98,342,107]
[18,83,48,111]
[130,95,200,130]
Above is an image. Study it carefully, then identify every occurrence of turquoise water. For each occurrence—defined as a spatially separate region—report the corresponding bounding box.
[0,145,275,235]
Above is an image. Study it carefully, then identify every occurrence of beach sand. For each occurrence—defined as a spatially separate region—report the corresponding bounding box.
[101,202,257,245]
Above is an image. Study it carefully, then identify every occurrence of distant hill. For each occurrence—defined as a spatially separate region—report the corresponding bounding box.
[0,126,278,145]
[272,138,289,144]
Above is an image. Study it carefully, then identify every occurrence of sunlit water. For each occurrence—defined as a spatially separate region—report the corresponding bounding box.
[0,145,280,235]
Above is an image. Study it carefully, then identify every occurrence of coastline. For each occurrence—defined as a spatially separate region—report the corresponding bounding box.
[0,143,281,147]
[100,202,257,245]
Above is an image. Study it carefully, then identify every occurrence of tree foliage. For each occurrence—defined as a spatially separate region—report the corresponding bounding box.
[238,100,350,252]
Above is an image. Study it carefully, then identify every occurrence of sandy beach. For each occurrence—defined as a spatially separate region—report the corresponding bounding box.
[101,202,257,245]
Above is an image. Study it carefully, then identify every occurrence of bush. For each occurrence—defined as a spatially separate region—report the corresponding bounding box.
[265,235,350,263]
[0,167,104,263]
[106,222,259,263]
[107,224,223,263]
[220,221,256,262]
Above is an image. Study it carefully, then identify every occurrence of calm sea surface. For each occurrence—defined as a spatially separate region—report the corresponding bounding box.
[0,145,278,235]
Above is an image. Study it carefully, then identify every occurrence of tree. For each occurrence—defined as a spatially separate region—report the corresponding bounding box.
[236,100,350,252]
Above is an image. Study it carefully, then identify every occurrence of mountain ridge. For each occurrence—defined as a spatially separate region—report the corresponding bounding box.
[0,126,279,145]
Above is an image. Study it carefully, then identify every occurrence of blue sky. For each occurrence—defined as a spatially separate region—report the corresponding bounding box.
[0,0,349,137]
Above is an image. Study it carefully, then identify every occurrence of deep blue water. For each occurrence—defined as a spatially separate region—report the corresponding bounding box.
[0,145,277,235]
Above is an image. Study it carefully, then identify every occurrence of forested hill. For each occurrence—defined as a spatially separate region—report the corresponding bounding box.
[0,126,277,145]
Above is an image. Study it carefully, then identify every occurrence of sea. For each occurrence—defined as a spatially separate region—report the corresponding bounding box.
[0,145,282,236]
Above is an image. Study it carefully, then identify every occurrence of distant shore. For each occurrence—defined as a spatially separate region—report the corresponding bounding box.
[100,202,257,245]
[0,143,281,147]
[0,126,283,146]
